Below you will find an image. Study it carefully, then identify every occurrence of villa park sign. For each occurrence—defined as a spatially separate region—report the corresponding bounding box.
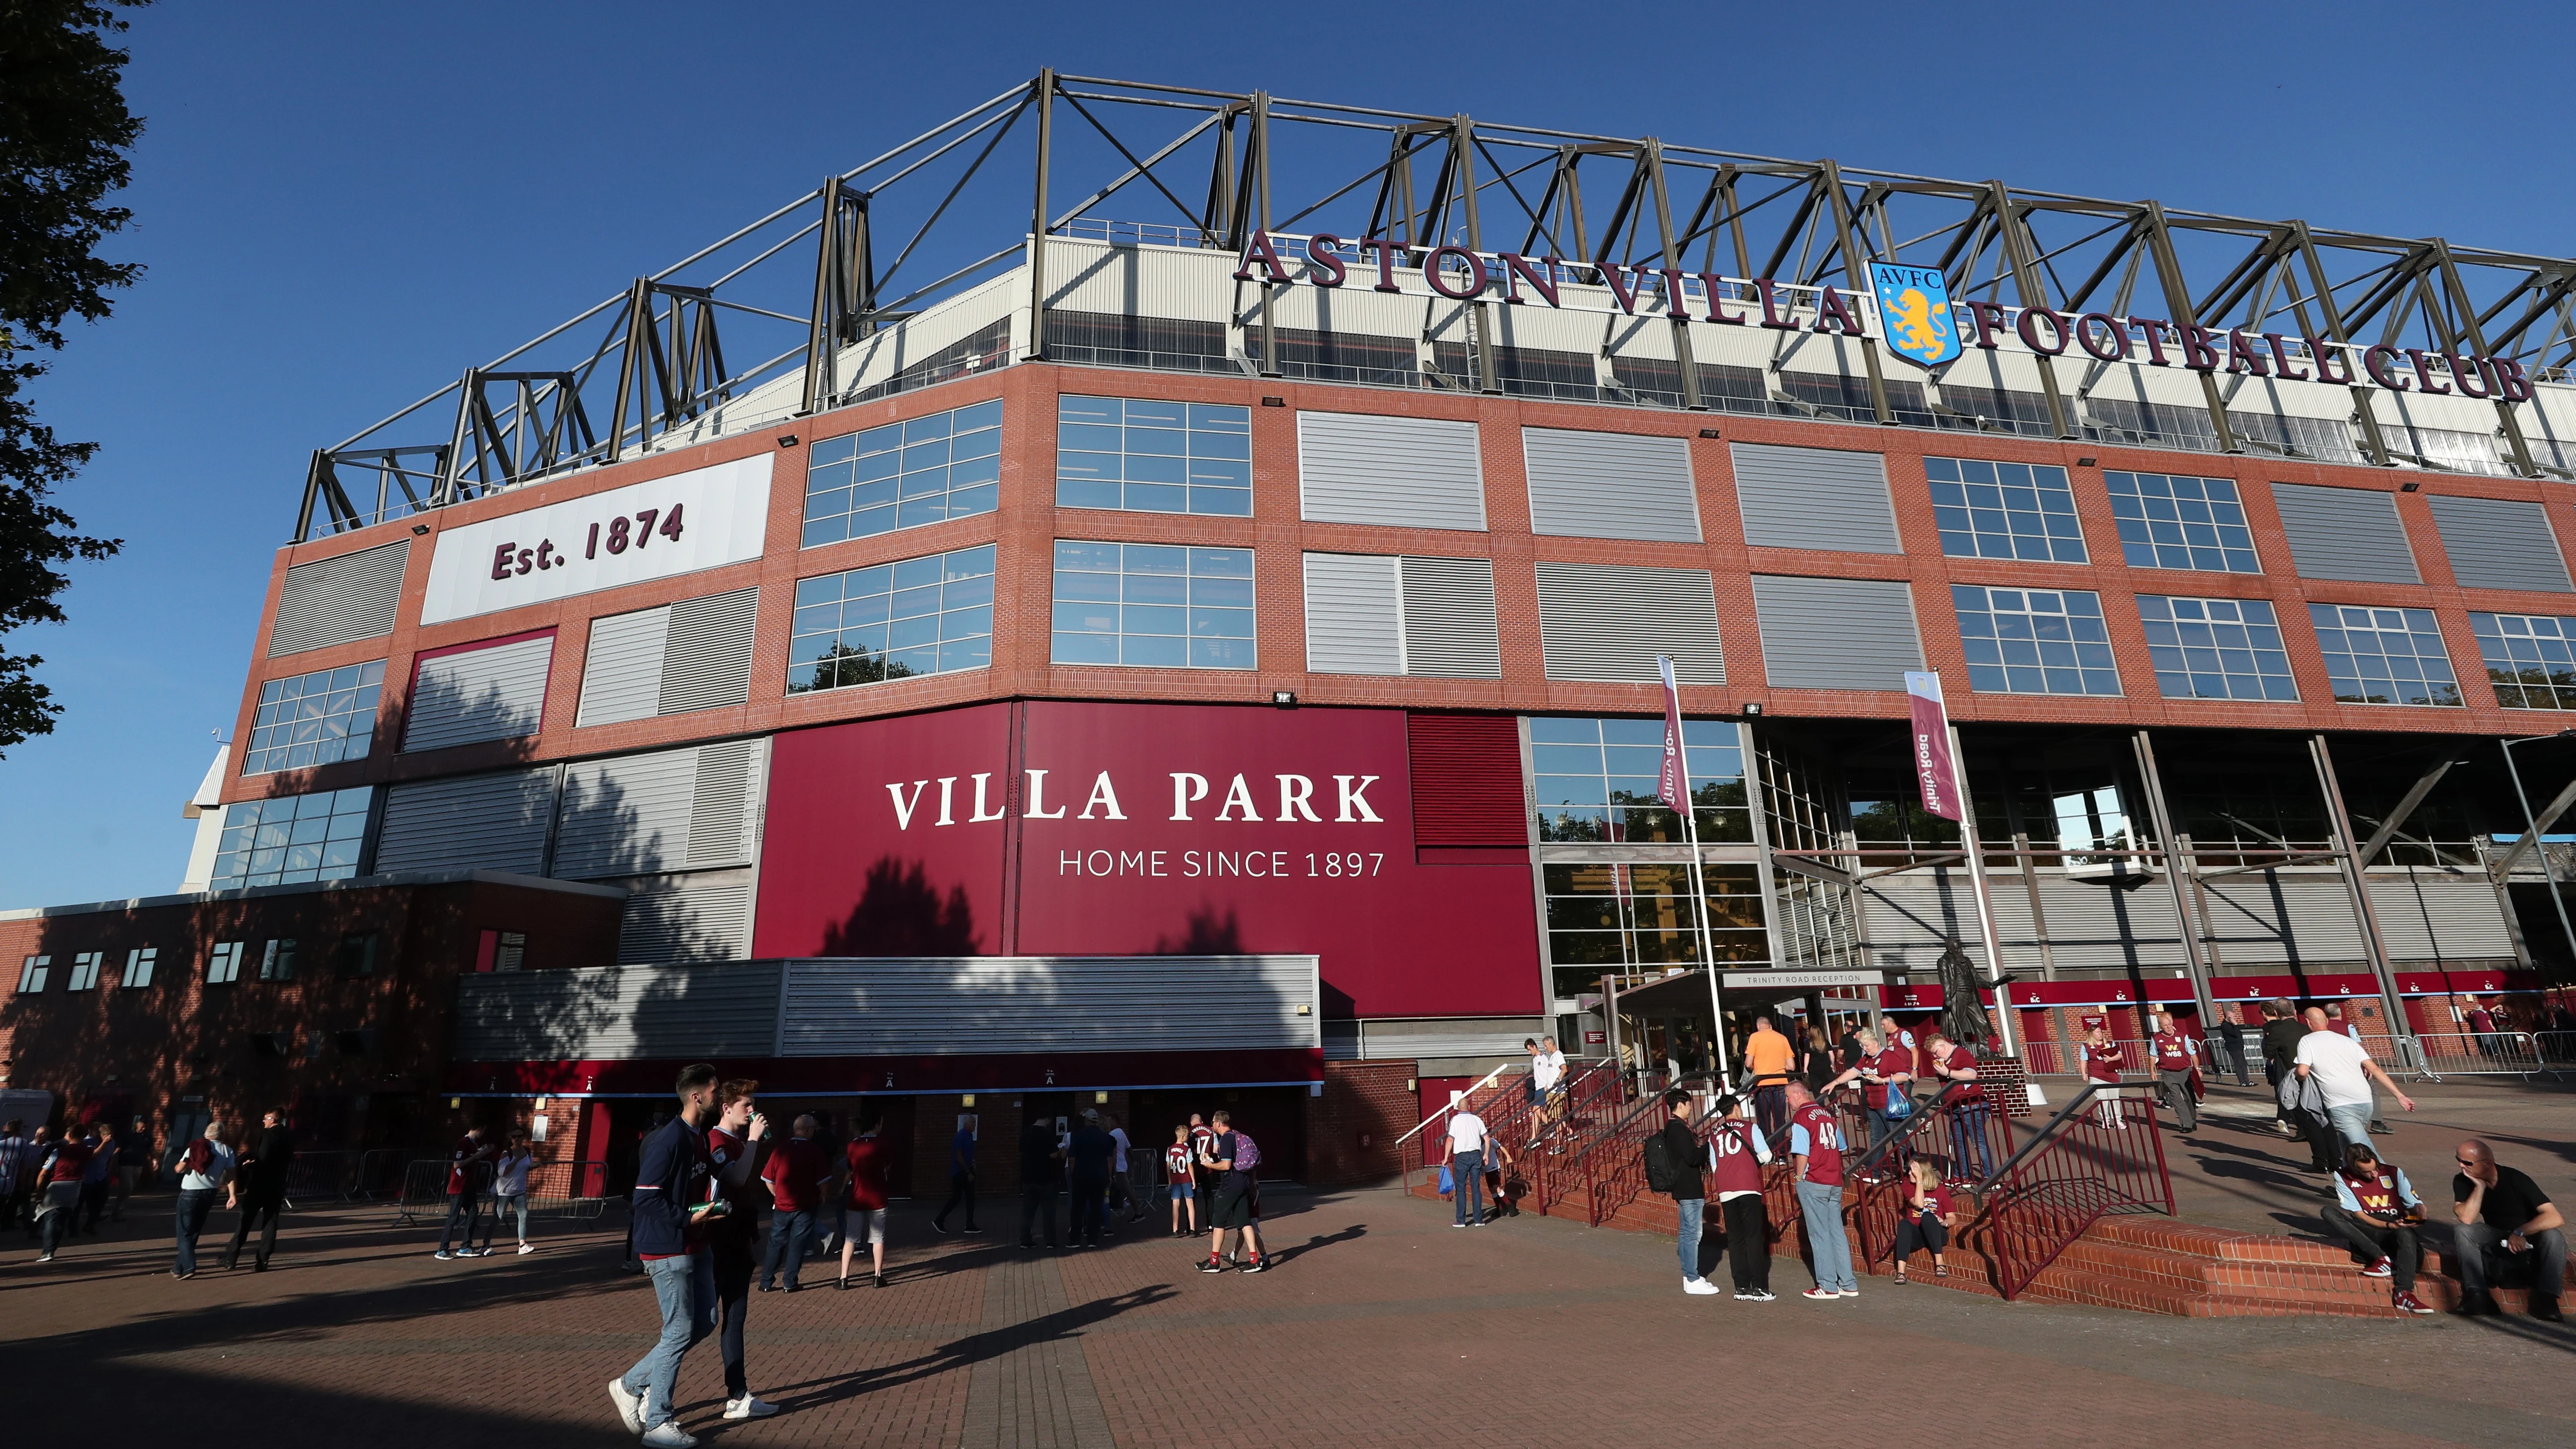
[1231,230,2537,401]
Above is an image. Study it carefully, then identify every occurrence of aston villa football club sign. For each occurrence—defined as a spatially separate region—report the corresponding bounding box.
[1870,262,1963,368]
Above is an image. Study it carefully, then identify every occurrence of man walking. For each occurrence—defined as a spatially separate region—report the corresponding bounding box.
[1197,1110,1267,1273]
[1107,1114,1141,1224]
[1018,1114,1063,1251]
[2260,998,2305,1134]
[0,1120,22,1235]
[1744,1016,1796,1144]
[1653,1088,1716,1296]
[2216,1006,2252,1087]
[839,1118,892,1288]
[705,1080,780,1422]
[1441,1092,1488,1229]
[1786,1081,1856,1300]
[608,1063,727,1448]
[2150,1014,2199,1133]
[2449,1138,2565,1321]
[222,1108,294,1271]
[1068,1110,1116,1248]
[172,1121,233,1278]
[435,1126,498,1260]
[1708,1093,1775,1301]
[2294,1006,2414,1151]
[928,1112,979,1236]
[32,1128,91,1262]
[14,1125,52,1233]
[758,1114,827,1290]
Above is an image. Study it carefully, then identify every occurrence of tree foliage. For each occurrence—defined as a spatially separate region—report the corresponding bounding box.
[0,0,146,754]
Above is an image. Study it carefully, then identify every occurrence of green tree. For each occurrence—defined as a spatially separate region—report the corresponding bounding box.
[0,0,146,754]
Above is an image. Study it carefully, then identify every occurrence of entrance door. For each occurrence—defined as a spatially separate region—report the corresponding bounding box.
[163,1106,209,1173]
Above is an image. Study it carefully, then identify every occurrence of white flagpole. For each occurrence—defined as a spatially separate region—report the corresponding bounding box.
[1660,655,1730,1084]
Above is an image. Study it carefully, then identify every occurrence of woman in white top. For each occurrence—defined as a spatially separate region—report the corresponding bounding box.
[490,1131,537,1254]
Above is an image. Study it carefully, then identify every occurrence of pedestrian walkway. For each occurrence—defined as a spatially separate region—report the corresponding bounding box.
[3,1185,2571,1446]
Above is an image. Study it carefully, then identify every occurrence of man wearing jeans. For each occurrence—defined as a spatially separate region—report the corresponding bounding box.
[758,1115,827,1291]
[609,1064,727,1449]
[2449,1139,2565,1321]
[171,1122,233,1279]
[1441,1094,1487,1228]
[2294,1007,2414,1150]
[1653,1089,1715,1295]
[1926,1032,1993,1183]
[435,1127,497,1260]
[1787,1082,1855,1300]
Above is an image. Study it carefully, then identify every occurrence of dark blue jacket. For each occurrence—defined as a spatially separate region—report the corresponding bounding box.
[630,1116,709,1258]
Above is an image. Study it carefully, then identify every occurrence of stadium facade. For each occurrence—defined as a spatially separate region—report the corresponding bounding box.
[7,73,2576,1182]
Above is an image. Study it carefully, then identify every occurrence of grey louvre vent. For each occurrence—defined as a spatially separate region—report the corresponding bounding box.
[1533,562,1723,683]
[2271,483,2420,582]
[1730,442,1900,554]
[687,740,761,866]
[1359,1016,1548,1061]
[452,961,784,1062]
[614,869,755,965]
[372,768,557,874]
[1303,553,1402,674]
[2198,875,2364,964]
[2425,495,2572,592]
[1522,428,1700,541]
[1398,556,1502,679]
[1298,412,1486,530]
[660,588,760,712]
[268,540,409,656]
[401,634,554,752]
[2367,871,2517,961]
[1749,575,1923,689]
[779,955,1319,1056]
[577,608,670,727]
[552,748,700,878]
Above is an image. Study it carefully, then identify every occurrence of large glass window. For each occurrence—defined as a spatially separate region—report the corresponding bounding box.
[789,544,995,693]
[2469,612,2576,710]
[801,398,1001,546]
[2308,603,2462,707]
[210,787,374,890]
[1056,396,1252,515]
[243,660,386,775]
[2103,471,2260,573]
[1953,585,2121,696]
[1528,717,1749,843]
[1050,543,1255,669]
[2137,595,2297,702]
[1542,862,1766,996]
[1924,457,2085,563]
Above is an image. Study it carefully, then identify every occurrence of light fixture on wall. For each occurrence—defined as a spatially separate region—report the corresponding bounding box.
[2075,456,2097,467]
[1698,428,1722,439]
[1272,690,1298,707]
[1742,702,1765,717]
[777,434,800,447]
[410,523,431,536]
[1261,396,1286,408]
[2400,480,2421,492]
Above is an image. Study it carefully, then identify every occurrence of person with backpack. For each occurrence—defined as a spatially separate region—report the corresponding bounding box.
[1707,1093,1775,1301]
[171,1120,234,1279]
[1647,1088,1716,1295]
[1197,1109,1267,1273]
[1785,1081,1856,1300]
[608,1063,735,1449]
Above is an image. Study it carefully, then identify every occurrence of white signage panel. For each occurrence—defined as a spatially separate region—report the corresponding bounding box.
[419,454,772,625]
[1721,969,1886,991]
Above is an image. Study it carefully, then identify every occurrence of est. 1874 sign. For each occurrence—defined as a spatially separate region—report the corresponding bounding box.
[417,453,773,625]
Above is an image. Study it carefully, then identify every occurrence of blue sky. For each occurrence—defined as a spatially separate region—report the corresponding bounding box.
[6,1,2574,907]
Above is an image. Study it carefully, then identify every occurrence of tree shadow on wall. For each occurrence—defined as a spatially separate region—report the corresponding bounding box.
[819,858,977,956]
[1152,905,1242,955]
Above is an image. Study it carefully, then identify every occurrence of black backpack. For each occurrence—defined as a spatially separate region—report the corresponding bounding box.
[1642,1131,1676,1195]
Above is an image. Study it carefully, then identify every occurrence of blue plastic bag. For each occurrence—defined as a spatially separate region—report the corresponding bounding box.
[1437,1164,1455,1197]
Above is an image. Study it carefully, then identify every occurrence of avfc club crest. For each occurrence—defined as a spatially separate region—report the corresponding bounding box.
[1870,262,1962,368]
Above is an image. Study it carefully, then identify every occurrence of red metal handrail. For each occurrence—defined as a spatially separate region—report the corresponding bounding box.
[1973,1082,2176,1300]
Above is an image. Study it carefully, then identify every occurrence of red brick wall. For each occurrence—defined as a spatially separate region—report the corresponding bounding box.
[219,365,2570,820]
[1304,1060,1415,1185]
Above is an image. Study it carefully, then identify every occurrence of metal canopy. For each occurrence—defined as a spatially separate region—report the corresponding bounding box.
[294,72,2576,540]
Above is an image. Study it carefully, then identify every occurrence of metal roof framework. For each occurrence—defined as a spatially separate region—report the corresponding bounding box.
[294,71,2576,541]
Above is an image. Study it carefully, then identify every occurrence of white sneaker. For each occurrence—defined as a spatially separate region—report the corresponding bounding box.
[640,1424,698,1449]
[434,1250,454,1260]
[723,1396,780,1420]
[1839,1287,1860,1298]
[1746,1289,1777,1302]
[1683,1277,1721,1295]
[608,1377,644,1435]
[516,1243,534,1255]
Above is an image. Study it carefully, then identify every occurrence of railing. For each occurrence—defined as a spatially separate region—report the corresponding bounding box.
[393,1158,612,1224]
[281,1150,365,1206]
[2537,1031,2576,1070]
[1396,1061,1618,1209]
[353,1147,421,1201]
[2369,1030,2546,1083]
[1842,1087,2014,1270]
[1970,1081,2176,1301]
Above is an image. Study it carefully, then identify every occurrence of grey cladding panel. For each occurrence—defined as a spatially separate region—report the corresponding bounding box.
[2367,872,2516,961]
[269,540,409,656]
[2425,495,2572,592]
[1303,554,1402,674]
[552,749,700,878]
[402,634,554,752]
[781,955,1319,1056]
[1749,575,1923,690]
[661,588,759,713]
[578,607,670,727]
[686,741,760,866]
[1730,442,1900,554]
[451,961,783,1062]
[2271,483,2420,582]
[1298,412,1486,529]
[1534,563,1723,684]
[373,769,556,874]
[1523,428,1700,541]
[1398,556,1502,679]
[614,869,755,965]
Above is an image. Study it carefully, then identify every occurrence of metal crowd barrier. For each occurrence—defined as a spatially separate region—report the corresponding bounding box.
[280,1150,364,1208]
[2367,1031,2546,1084]
[394,1159,488,1225]
[2535,1031,2576,1073]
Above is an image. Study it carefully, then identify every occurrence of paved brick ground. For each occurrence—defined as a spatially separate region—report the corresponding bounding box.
[4,1174,2571,1447]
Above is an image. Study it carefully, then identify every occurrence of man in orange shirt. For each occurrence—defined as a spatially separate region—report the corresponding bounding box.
[1743,1014,1797,1143]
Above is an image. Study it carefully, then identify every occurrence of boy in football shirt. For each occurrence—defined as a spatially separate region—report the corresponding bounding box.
[2323,1143,2433,1315]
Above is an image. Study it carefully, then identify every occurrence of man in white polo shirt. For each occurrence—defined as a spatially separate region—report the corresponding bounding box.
[1528,1037,1568,1147]
[2295,1006,2414,1150]
[1443,1094,1488,1228]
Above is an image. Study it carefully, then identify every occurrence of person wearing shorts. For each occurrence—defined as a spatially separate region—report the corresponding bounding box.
[838,1121,890,1289]
[1196,1111,1266,1274]
[1164,1125,1197,1236]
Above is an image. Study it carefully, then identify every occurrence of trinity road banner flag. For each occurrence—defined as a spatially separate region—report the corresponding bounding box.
[1656,654,1690,809]
[1904,670,1962,822]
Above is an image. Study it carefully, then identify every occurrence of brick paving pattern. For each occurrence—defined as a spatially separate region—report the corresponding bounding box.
[8,1167,2574,1447]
